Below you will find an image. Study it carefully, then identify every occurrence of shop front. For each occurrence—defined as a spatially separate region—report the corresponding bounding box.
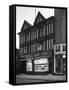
[54,44,66,74]
[26,58,49,74]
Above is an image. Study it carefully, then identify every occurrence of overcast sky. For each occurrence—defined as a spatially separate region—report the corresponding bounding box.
[16,6,54,49]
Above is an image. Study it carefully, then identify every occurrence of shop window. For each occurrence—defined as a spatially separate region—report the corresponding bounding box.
[34,64,48,72]
[34,58,49,72]
[26,60,32,71]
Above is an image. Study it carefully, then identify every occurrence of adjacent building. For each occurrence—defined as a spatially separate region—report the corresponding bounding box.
[54,9,66,74]
[18,9,66,75]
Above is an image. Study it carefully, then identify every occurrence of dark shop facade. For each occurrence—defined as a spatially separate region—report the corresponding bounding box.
[18,9,66,75]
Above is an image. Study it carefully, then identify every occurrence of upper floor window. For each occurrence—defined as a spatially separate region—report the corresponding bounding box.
[49,39,54,49]
[19,47,23,56]
[39,27,45,37]
[20,35,23,44]
[31,30,37,40]
[23,34,25,43]
[26,32,30,42]
[37,42,43,51]
[31,44,36,53]
[50,22,53,34]
[24,46,27,54]
[46,24,49,35]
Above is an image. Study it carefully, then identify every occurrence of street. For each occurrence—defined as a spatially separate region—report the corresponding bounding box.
[16,74,66,84]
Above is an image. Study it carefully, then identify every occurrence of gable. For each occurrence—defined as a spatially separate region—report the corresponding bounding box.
[21,20,32,32]
[34,12,46,25]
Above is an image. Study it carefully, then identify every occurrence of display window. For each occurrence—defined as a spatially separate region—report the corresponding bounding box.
[26,60,32,71]
[34,58,49,72]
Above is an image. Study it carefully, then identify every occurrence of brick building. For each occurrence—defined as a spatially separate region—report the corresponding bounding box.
[54,9,66,74]
[18,9,66,75]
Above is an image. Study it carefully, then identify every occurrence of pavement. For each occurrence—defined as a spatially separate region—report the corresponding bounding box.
[16,74,66,83]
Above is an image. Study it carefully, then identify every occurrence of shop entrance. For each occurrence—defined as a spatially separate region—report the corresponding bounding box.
[55,55,66,74]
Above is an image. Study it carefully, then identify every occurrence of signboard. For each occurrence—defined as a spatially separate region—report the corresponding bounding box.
[34,58,48,64]
[54,43,66,55]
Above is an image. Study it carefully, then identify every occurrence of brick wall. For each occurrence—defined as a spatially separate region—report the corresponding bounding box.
[54,9,66,44]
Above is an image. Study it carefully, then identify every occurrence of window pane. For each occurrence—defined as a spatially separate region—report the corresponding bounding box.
[31,44,36,53]
[47,40,48,50]
[39,28,44,37]
[26,32,30,41]
[20,47,23,55]
[37,43,43,51]
[26,60,32,71]
[46,25,48,35]
[24,46,27,54]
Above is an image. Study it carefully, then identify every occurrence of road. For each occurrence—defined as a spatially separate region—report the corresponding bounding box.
[16,74,66,84]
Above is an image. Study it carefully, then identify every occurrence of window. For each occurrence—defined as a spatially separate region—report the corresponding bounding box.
[37,42,43,51]
[37,29,38,38]
[20,34,23,44]
[51,23,53,34]
[43,40,45,51]
[31,31,37,40]
[29,45,30,53]
[46,24,49,35]
[31,44,36,53]
[19,47,23,56]
[26,32,30,41]
[39,27,44,37]
[49,23,50,34]
[34,58,49,72]
[48,39,54,49]
[24,46,27,54]
[23,34,25,43]
[47,40,49,50]
[26,60,32,71]
[48,22,53,34]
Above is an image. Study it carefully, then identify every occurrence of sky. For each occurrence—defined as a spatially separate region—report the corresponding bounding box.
[16,6,54,49]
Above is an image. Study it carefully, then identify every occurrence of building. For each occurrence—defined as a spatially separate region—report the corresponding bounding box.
[54,9,66,74]
[18,9,66,75]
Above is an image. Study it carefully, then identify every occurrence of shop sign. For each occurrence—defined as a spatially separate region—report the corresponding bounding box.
[54,44,66,55]
[34,58,48,64]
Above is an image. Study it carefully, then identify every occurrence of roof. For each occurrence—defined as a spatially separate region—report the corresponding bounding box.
[21,20,32,32]
[34,11,46,25]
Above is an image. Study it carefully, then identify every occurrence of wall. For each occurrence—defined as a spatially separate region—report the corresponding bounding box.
[54,9,66,44]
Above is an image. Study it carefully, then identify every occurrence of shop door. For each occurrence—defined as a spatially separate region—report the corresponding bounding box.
[56,55,63,74]
[62,58,66,74]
